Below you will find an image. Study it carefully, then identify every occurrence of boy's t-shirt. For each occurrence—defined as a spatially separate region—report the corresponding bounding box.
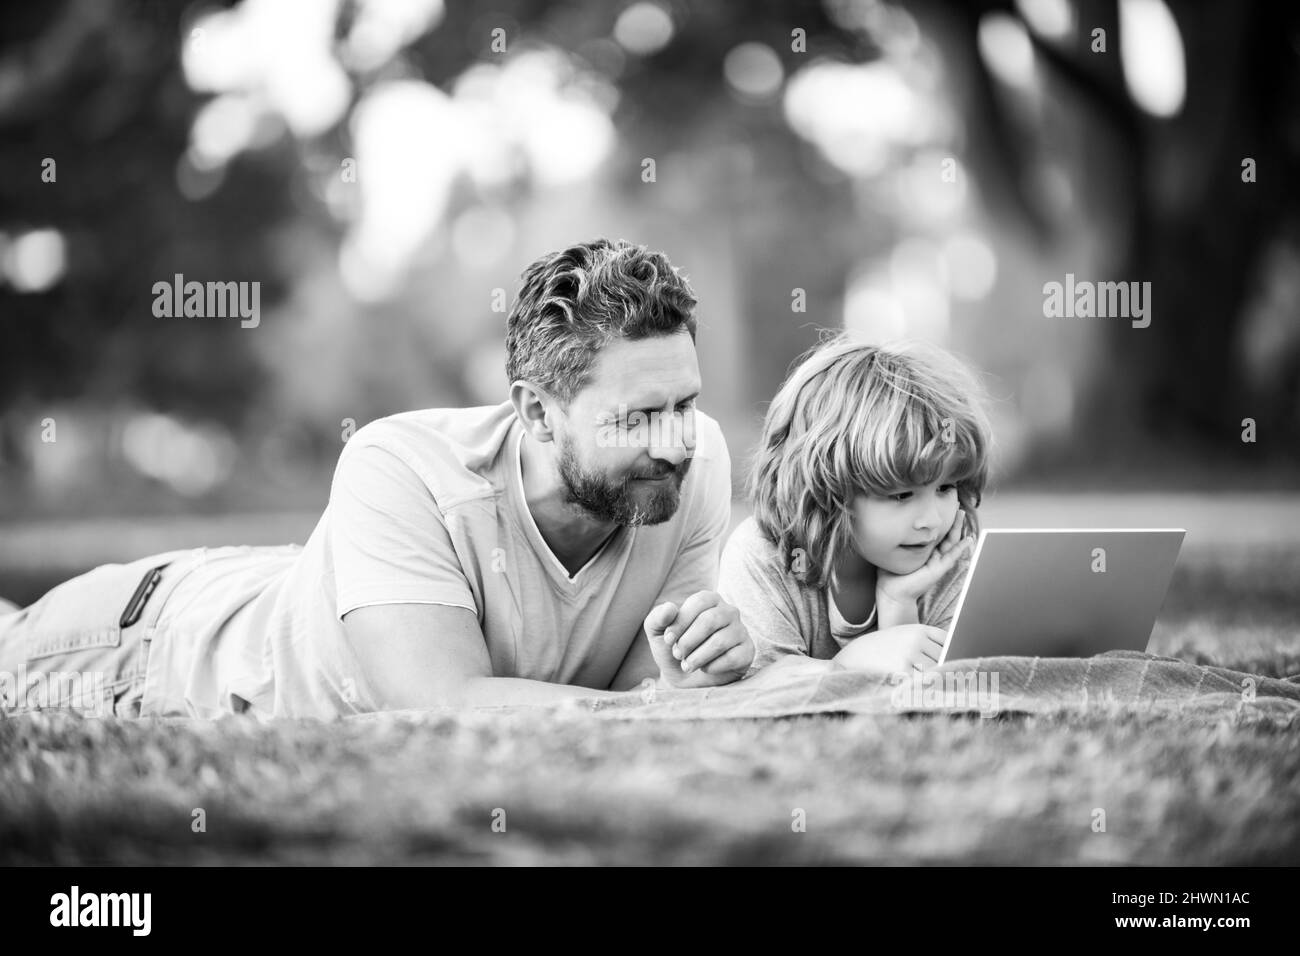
[717,516,971,677]
[827,576,878,645]
[143,402,732,720]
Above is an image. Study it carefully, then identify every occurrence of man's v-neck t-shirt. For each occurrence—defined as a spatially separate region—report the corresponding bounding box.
[144,401,732,719]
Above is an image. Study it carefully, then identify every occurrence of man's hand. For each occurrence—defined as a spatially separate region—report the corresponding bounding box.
[643,591,754,688]
[876,510,974,609]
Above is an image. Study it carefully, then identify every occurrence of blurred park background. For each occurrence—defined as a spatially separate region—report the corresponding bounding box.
[1,0,1298,604]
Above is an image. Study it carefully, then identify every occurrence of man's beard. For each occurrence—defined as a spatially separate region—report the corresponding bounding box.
[556,434,690,526]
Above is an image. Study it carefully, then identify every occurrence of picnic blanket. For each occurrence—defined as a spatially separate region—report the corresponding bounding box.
[349,651,1300,724]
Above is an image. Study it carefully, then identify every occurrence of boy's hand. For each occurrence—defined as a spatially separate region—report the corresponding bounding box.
[644,592,754,688]
[876,511,974,607]
[835,624,946,673]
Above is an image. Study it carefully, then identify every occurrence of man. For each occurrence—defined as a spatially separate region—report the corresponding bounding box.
[0,238,754,720]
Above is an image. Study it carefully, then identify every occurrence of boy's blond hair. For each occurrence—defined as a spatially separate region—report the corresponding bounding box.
[748,333,994,589]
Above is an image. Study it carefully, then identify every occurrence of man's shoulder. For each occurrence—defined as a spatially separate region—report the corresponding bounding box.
[689,409,728,464]
[338,402,516,506]
[351,402,515,455]
[674,409,732,525]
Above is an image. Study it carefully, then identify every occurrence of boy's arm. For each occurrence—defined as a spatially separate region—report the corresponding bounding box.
[832,625,947,673]
[875,593,920,629]
[877,520,975,630]
[738,651,836,688]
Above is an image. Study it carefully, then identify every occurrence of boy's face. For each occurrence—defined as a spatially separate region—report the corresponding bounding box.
[849,478,962,575]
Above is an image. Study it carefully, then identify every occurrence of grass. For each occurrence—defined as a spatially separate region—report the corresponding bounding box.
[1,545,1298,866]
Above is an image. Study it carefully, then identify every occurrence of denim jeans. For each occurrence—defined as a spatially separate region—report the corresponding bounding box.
[0,548,203,718]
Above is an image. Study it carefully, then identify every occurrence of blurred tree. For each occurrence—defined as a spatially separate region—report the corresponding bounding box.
[0,0,287,425]
[929,0,1300,467]
[1,0,1296,504]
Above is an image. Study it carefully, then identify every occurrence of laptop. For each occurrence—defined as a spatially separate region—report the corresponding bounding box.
[937,529,1186,665]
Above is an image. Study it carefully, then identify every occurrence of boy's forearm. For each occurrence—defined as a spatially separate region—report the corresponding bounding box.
[833,635,890,670]
[741,652,836,687]
[832,625,913,670]
[874,591,919,629]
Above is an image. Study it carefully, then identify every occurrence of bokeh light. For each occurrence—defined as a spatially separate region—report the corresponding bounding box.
[613,3,674,56]
[121,413,238,497]
[723,43,784,102]
[978,13,1035,90]
[4,229,66,293]
[1120,0,1186,117]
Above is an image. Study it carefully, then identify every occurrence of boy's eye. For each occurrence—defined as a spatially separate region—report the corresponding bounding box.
[890,491,912,502]
[939,483,957,493]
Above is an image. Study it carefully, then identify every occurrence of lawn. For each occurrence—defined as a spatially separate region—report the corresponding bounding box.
[1,543,1298,866]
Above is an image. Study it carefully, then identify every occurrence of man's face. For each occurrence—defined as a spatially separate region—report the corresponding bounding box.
[555,331,701,526]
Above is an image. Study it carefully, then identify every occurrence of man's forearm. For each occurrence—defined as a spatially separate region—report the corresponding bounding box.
[456,676,621,708]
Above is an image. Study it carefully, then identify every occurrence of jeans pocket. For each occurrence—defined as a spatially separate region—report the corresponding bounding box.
[23,554,178,660]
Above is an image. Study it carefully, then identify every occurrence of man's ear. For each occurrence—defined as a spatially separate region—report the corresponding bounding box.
[510,380,559,444]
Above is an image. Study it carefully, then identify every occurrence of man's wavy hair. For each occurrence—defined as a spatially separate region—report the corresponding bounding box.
[749,333,994,590]
[505,239,698,407]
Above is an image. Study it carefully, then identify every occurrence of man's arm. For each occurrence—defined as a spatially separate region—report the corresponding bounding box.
[343,603,620,709]
[608,625,661,691]
[329,442,619,710]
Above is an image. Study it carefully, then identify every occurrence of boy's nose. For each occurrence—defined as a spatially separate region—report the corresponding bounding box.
[915,504,943,534]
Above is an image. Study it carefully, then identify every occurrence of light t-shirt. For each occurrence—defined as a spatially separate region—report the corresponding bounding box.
[143,401,732,720]
[717,516,971,678]
[827,574,877,646]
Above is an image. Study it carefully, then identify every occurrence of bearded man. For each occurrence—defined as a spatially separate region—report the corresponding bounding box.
[0,238,754,719]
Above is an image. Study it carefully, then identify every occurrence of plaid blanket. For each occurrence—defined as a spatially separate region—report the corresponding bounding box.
[350,652,1300,723]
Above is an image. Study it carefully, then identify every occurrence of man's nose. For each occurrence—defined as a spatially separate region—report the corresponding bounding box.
[648,439,688,468]
[647,411,692,466]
